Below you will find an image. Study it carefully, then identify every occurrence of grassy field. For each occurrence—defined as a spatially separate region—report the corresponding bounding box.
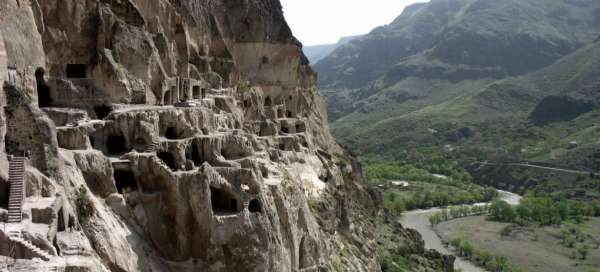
[435,216,600,272]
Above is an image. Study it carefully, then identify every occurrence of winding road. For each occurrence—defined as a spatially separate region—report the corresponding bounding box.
[399,190,522,272]
[475,161,591,175]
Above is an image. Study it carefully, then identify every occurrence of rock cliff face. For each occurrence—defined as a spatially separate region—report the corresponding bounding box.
[0,0,450,271]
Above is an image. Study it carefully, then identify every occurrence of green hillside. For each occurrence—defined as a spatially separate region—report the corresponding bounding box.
[315,0,600,165]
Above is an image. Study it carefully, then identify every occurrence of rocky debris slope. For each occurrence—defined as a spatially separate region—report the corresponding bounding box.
[0,0,451,271]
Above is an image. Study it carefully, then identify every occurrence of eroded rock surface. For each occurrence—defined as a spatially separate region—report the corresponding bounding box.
[0,0,452,271]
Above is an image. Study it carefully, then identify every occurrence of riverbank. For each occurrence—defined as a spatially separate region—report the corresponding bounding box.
[398,190,522,271]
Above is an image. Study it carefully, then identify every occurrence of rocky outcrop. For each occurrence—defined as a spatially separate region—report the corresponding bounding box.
[0,0,450,271]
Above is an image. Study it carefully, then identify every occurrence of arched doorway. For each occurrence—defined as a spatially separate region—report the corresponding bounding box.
[163,90,172,105]
[35,67,52,107]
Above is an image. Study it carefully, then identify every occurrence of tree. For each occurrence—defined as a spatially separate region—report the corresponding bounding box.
[489,200,516,222]
[391,200,406,215]
[578,245,589,260]
[515,204,531,220]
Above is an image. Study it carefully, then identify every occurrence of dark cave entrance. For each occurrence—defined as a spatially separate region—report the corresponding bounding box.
[57,208,66,232]
[264,96,272,107]
[35,67,52,108]
[210,187,240,215]
[164,127,181,140]
[186,145,204,166]
[94,105,112,120]
[66,64,87,79]
[114,169,138,194]
[106,135,128,155]
[158,152,177,170]
[193,86,201,99]
[164,90,173,105]
[287,111,293,118]
[248,199,261,213]
[281,126,289,134]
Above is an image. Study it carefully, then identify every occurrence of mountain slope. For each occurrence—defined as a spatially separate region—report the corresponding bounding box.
[316,0,600,159]
[333,37,600,166]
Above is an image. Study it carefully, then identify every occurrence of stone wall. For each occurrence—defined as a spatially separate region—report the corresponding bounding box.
[0,30,7,205]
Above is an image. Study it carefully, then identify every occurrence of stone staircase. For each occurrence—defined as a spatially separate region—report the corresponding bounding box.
[7,156,25,223]
[6,230,53,261]
[145,138,160,153]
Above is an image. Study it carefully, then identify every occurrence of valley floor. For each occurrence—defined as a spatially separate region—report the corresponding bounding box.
[435,216,600,272]
[399,190,521,272]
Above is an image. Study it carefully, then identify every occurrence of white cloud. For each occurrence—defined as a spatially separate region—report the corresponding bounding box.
[280,0,429,46]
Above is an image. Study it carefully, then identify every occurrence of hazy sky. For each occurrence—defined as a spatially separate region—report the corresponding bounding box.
[280,0,428,46]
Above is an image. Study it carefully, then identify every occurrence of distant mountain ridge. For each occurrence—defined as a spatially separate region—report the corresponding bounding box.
[303,35,359,64]
[317,0,600,91]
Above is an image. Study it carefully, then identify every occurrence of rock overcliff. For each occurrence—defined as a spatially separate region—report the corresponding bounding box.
[0,0,451,271]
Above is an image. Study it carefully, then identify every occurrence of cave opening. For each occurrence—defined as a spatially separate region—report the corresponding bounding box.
[296,123,306,133]
[94,105,112,120]
[57,208,66,232]
[281,126,289,134]
[248,199,262,213]
[106,135,128,155]
[210,187,240,215]
[193,86,201,99]
[114,169,138,194]
[264,96,272,107]
[66,64,87,78]
[157,152,177,170]
[164,127,181,140]
[191,145,203,166]
[164,90,173,105]
[35,67,52,108]
[287,111,293,118]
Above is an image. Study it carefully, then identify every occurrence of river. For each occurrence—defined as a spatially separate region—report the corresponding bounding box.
[398,190,522,272]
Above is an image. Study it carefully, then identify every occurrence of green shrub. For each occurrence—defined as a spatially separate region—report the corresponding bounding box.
[578,245,589,260]
[76,186,95,219]
[500,224,513,236]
